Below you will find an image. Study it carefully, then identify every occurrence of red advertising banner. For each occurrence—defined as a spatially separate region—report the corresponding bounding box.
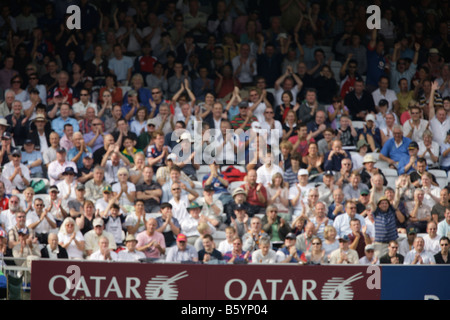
[31,260,381,300]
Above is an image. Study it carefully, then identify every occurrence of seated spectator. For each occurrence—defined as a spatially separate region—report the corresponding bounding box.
[196,184,224,229]
[181,201,216,245]
[343,79,376,121]
[403,104,429,143]
[418,130,440,168]
[112,167,136,207]
[397,141,420,175]
[40,233,69,259]
[266,173,290,215]
[67,132,93,170]
[136,218,166,260]
[165,233,198,263]
[261,205,291,246]
[198,234,223,264]
[329,235,359,264]
[379,125,411,169]
[333,201,366,239]
[3,149,31,194]
[240,169,267,213]
[357,114,381,152]
[224,188,257,226]
[100,202,126,248]
[21,139,44,178]
[423,221,441,255]
[439,130,450,172]
[88,236,118,261]
[302,142,324,182]
[256,151,284,188]
[404,236,436,264]
[251,236,278,264]
[12,227,41,268]
[289,169,313,218]
[117,234,146,262]
[434,236,450,264]
[336,115,357,148]
[431,188,450,224]
[223,235,251,264]
[379,240,404,264]
[352,140,370,172]
[57,217,85,260]
[343,171,369,202]
[304,236,328,265]
[84,218,117,257]
[324,140,351,172]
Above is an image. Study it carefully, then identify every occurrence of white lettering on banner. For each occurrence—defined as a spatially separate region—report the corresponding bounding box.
[48,275,143,300]
[366,266,381,289]
[224,273,366,300]
[424,295,440,300]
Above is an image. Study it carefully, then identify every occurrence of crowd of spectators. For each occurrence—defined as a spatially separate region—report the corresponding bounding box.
[0,0,450,272]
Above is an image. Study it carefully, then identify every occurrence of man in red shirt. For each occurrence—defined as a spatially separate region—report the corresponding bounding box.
[240,169,267,213]
[0,181,8,211]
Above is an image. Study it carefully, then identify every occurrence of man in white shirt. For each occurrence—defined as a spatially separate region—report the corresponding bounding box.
[289,169,312,217]
[118,234,146,262]
[71,89,97,120]
[404,236,436,264]
[372,76,399,113]
[89,235,118,261]
[84,218,117,257]
[429,106,450,145]
[256,151,284,187]
[2,149,30,192]
[47,147,78,185]
[423,221,441,255]
[333,201,366,238]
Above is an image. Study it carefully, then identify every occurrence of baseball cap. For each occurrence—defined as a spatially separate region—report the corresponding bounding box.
[177,233,187,242]
[11,149,21,156]
[177,132,192,143]
[365,244,375,251]
[84,152,93,159]
[62,167,76,175]
[33,115,47,122]
[429,48,439,55]
[285,232,296,240]
[378,99,389,107]
[56,147,66,153]
[76,184,85,191]
[160,202,173,210]
[0,229,6,238]
[408,141,419,150]
[187,201,202,210]
[167,153,177,161]
[365,114,376,123]
[356,139,369,151]
[24,139,34,145]
[407,227,418,235]
[324,170,334,176]
[204,184,215,192]
[238,101,249,108]
[298,169,309,176]
[360,189,370,195]
[127,89,138,97]
[233,203,246,211]
[93,218,104,227]
[339,235,350,242]
[103,185,112,193]
[49,185,59,193]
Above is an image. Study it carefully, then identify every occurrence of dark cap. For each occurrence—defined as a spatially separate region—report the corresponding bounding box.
[11,149,21,156]
[407,227,418,235]
[76,184,85,191]
[285,232,296,240]
[56,147,66,153]
[18,228,29,235]
[360,189,370,195]
[408,141,419,150]
[204,184,215,192]
[238,101,249,108]
[339,235,350,242]
[160,202,173,210]
[233,203,246,211]
[29,88,40,95]
[378,99,389,107]
[24,139,34,145]
[62,167,76,175]
[324,170,334,176]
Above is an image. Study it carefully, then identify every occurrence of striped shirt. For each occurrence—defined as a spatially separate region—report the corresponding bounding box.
[373,206,398,243]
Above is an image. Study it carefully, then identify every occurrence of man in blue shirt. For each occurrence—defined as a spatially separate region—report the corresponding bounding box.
[397,141,420,175]
[379,125,411,169]
[21,139,44,178]
[51,102,79,137]
[67,131,93,170]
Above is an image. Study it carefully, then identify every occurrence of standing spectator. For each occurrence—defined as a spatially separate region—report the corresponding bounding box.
[231,43,256,87]
[108,44,134,85]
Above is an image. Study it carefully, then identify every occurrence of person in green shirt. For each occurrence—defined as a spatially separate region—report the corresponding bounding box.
[121,135,144,164]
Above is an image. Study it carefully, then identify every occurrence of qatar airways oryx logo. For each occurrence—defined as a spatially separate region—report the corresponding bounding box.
[320,273,364,300]
[145,271,189,300]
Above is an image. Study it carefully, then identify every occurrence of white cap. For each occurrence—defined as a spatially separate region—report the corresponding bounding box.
[298,169,309,176]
